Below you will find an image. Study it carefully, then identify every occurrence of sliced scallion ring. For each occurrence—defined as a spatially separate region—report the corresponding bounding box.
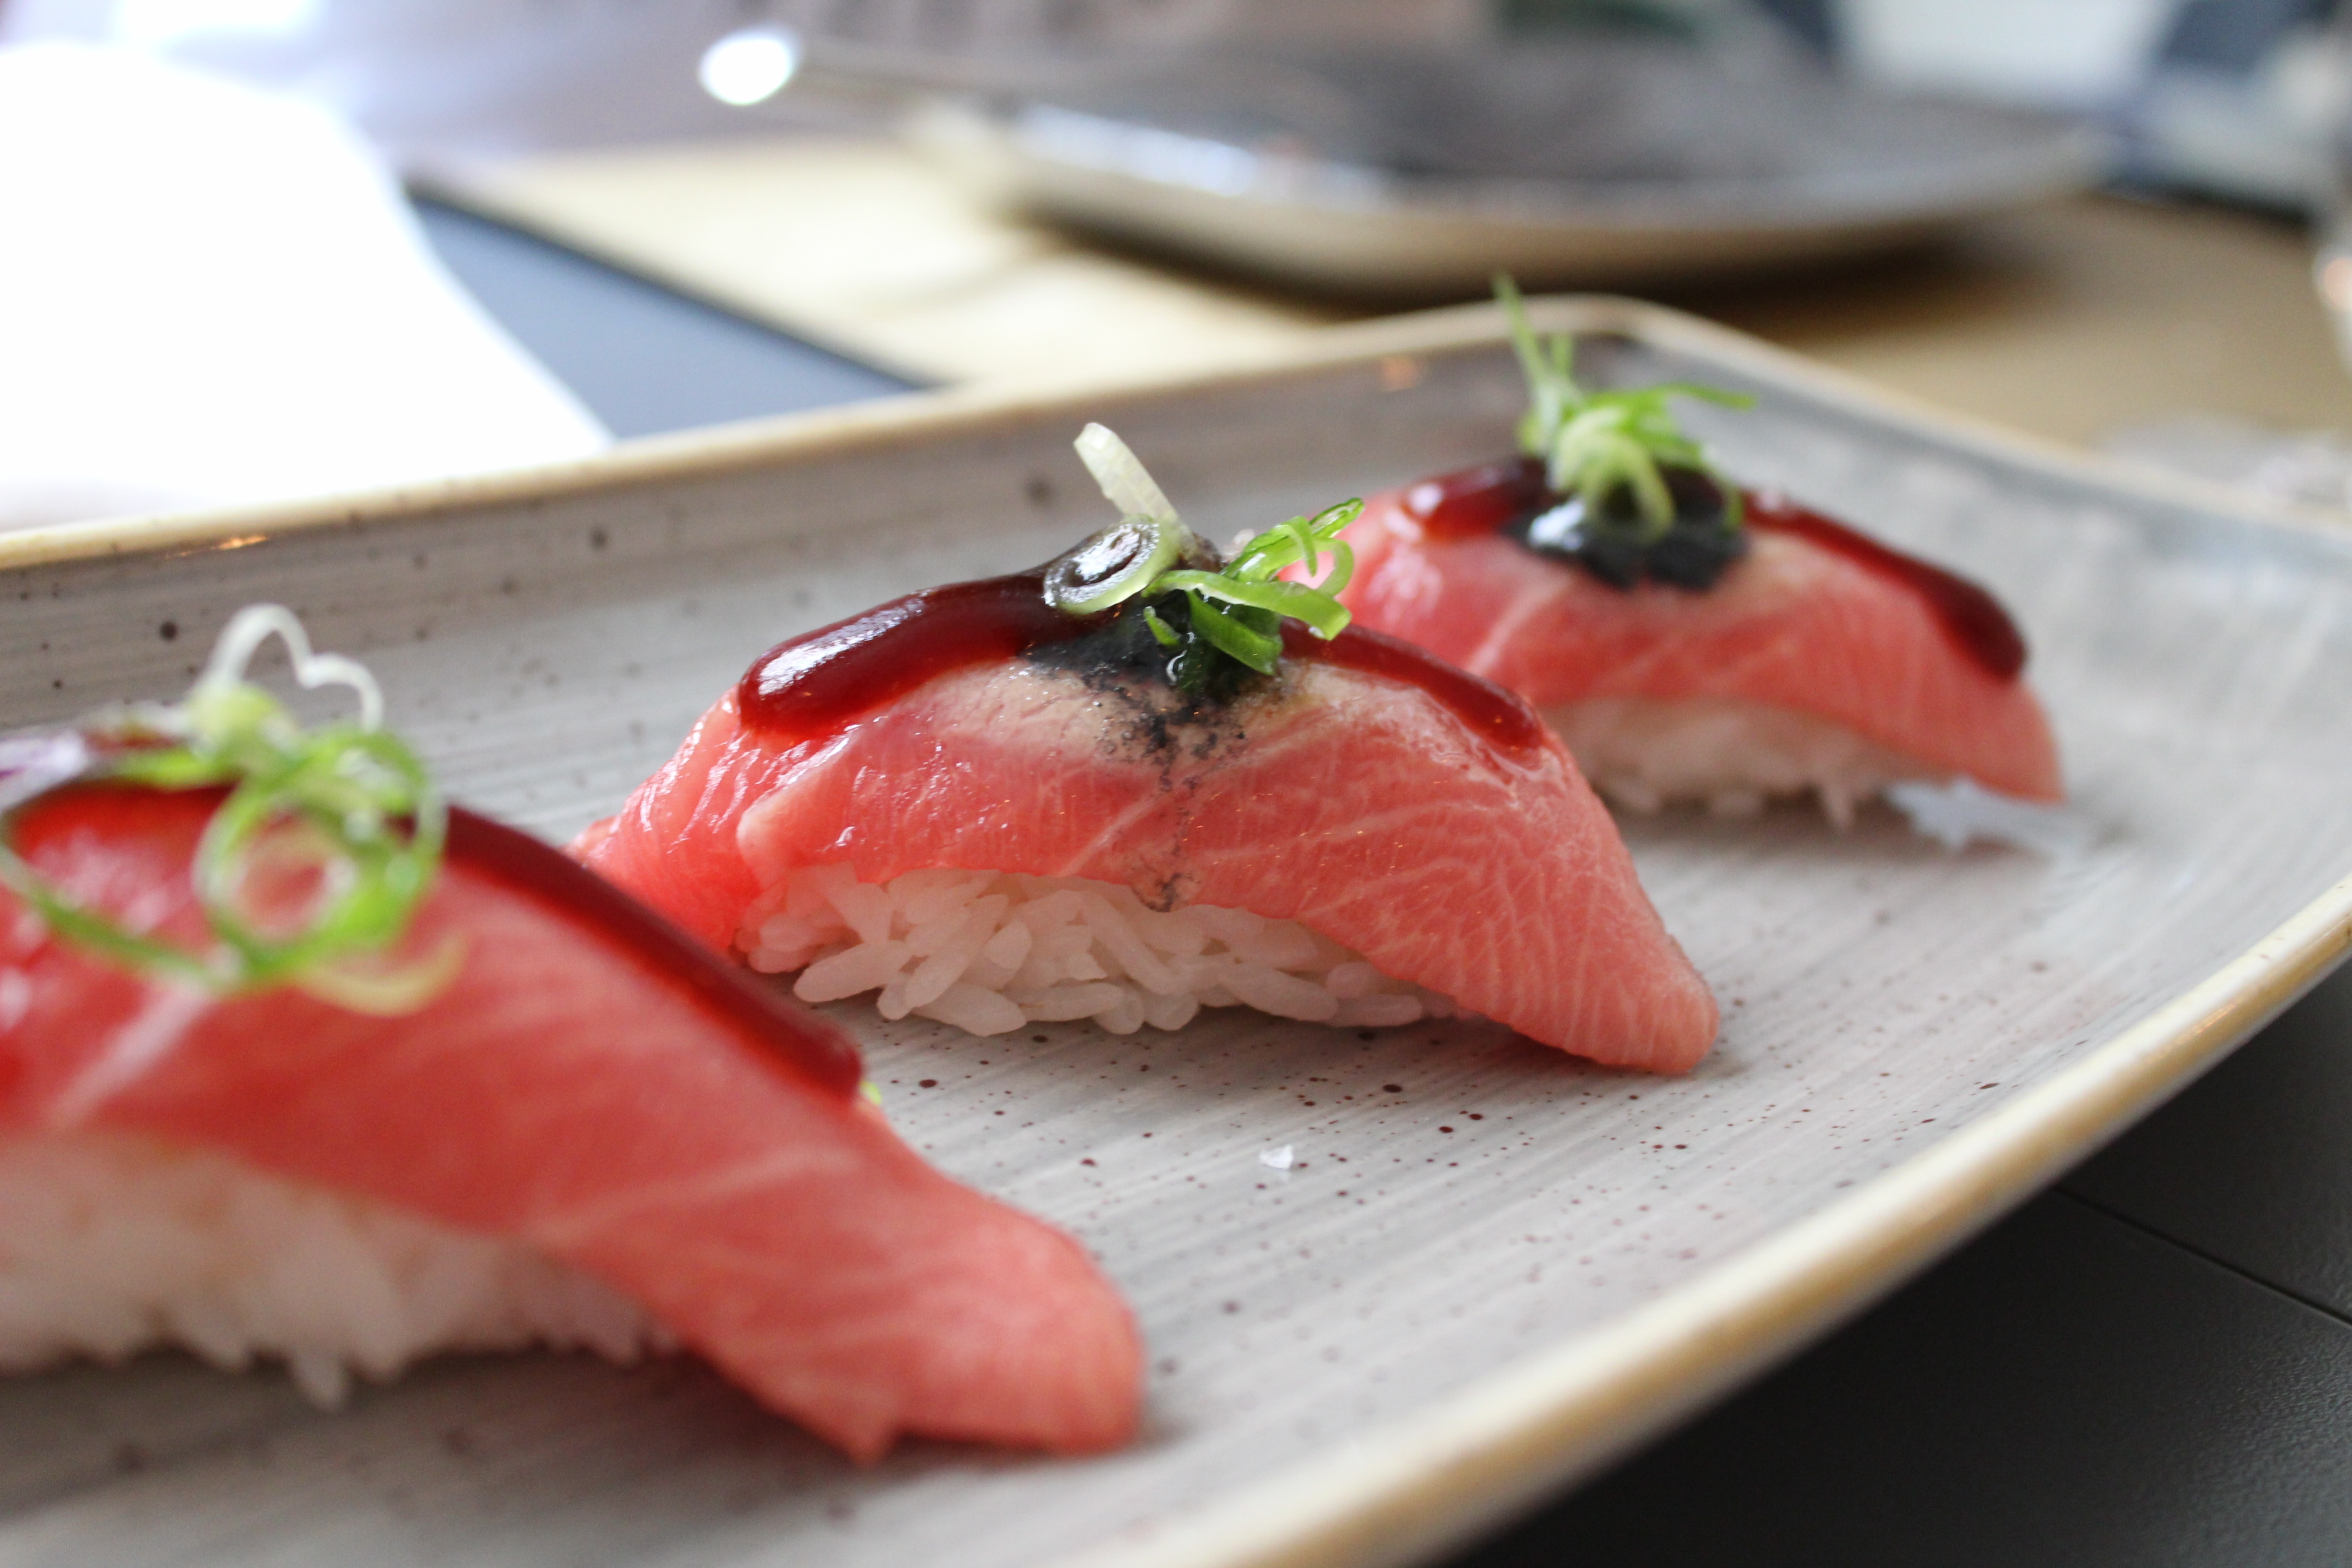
[1044,514,1184,616]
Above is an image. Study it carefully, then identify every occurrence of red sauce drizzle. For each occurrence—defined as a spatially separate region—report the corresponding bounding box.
[739,572,1095,744]
[1394,456,2027,681]
[735,566,1544,757]
[1281,622,1548,758]
[446,808,864,1099]
[1743,491,2026,681]
[5,780,865,1101]
[1403,455,1550,541]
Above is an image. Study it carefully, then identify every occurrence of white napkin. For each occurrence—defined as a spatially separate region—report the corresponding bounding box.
[0,43,609,531]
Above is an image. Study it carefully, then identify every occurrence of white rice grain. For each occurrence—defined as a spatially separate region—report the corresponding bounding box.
[737,867,1465,1038]
[0,1131,668,1402]
[1550,696,1938,827]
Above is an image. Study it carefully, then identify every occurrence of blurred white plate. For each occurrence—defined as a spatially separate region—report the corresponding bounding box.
[908,43,2107,294]
[0,299,2347,1568]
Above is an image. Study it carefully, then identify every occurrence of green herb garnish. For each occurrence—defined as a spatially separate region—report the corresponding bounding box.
[0,606,456,1014]
[1049,423,1359,688]
[1498,274,1754,542]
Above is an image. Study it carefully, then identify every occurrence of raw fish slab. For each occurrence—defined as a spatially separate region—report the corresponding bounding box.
[5,303,2352,1568]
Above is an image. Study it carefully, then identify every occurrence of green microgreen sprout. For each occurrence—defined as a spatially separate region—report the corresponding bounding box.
[1496,274,1754,542]
[1050,423,1359,685]
[0,605,457,1015]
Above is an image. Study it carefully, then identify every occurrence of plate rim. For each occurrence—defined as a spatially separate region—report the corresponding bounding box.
[8,294,2344,578]
[9,298,2350,1568]
[1037,887,2352,1568]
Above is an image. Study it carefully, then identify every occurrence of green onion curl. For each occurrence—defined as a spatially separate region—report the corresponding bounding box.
[1495,274,1753,536]
[1060,426,1362,685]
[0,605,456,1015]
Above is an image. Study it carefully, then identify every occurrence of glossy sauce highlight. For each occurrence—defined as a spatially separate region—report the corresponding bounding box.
[1404,456,1551,542]
[739,573,1096,745]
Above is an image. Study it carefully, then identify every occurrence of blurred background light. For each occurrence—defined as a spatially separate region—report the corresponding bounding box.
[698,27,801,110]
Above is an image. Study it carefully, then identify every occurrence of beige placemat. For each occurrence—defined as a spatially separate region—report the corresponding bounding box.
[427,137,1341,386]
[1682,194,2352,445]
[432,136,2352,442]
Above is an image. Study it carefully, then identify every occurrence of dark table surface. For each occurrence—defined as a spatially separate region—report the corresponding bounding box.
[415,195,2352,1568]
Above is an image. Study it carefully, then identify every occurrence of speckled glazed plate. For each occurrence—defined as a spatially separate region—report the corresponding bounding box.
[5,300,2352,1568]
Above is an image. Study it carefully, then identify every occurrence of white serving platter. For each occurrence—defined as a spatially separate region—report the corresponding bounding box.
[4,299,2352,1568]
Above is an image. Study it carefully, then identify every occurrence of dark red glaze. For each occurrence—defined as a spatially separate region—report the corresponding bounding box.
[739,572,1099,745]
[735,561,1546,761]
[1742,492,2026,681]
[1401,455,1550,541]
[1282,622,1548,759]
[445,807,864,1099]
[1393,456,2027,682]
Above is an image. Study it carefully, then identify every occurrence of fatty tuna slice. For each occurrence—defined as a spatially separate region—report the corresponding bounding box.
[1342,486,2063,803]
[0,784,1142,1459]
[581,644,1720,1073]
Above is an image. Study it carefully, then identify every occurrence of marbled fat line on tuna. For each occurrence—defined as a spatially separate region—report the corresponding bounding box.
[46,983,211,1128]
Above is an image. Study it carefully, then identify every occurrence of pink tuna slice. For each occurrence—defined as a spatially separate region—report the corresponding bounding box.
[1339,479,2063,803]
[577,643,1720,1073]
[0,784,1142,1460]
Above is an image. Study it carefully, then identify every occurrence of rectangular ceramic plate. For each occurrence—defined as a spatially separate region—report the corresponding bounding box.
[5,300,2352,1568]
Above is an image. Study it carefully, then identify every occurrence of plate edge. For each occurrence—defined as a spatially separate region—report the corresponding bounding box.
[1040,874,2352,1568]
[3,294,2343,578]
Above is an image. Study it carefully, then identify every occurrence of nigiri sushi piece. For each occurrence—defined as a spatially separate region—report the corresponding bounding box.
[1328,283,2061,824]
[578,426,1718,1073]
[0,608,1140,1459]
